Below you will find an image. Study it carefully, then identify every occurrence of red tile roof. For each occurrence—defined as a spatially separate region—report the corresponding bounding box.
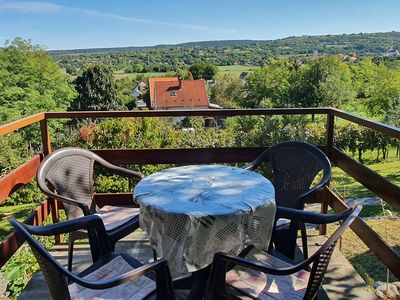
[149,77,179,107]
[150,78,209,109]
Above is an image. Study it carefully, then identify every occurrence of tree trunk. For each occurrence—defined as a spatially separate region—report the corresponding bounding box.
[383,147,387,160]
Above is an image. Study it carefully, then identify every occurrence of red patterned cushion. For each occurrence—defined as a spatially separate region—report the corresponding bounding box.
[226,248,309,299]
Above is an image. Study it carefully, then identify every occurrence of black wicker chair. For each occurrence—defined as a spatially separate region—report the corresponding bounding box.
[206,205,361,300]
[9,215,175,300]
[36,147,145,270]
[245,141,332,259]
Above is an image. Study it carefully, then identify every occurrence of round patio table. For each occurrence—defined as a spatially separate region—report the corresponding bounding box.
[134,164,276,274]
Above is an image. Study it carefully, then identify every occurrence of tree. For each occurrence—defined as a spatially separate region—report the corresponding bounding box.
[243,59,291,108]
[115,77,136,109]
[289,56,353,109]
[365,63,400,119]
[188,62,218,80]
[69,64,120,111]
[210,74,244,108]
[0,38,76,123]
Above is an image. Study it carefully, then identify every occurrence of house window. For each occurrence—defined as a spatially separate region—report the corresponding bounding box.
[170,91,176,96]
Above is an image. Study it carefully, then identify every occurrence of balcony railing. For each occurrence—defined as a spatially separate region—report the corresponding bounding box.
[0,108,399,279]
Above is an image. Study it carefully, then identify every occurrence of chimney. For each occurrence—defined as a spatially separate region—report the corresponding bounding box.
[178,76,182,90]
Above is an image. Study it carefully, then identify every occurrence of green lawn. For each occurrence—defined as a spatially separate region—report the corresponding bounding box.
[113,65,259,81]
[114,71,166,80]
[0,204,38,240]
[217,65,259,76]
[328,154,400,284]
[331,158,400,199]
[326,218,400,285]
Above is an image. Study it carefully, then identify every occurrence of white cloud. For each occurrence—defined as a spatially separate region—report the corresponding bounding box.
[0,1,62,12]
[0,1,236,34]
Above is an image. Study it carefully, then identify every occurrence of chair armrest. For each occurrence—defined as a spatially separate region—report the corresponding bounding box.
[9,215,112,266]
[212,251,309,277]
[275,206,348,225]
[22,214,107,237]
[70,258,173,291]
[207,251,313,299]
[96,159,144,181]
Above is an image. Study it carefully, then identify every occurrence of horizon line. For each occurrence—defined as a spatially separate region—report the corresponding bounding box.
[44,30,399,52]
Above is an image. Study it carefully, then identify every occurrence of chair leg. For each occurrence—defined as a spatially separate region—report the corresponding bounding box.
[300,223,308,260]
[68,234,74,272]
[153,249,158,261]
[110,241,116,252]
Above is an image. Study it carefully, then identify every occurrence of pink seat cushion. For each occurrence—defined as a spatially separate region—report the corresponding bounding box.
[95,205,140,231]
[69,256,155,300]
[226,248,310,299]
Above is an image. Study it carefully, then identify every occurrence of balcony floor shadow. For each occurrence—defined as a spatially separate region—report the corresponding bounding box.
[18,232,377,299]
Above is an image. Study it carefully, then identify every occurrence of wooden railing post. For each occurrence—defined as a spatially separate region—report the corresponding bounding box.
[321,112,335,235]
[325,112,334,159]
[40,118,52,155]
[319,188,329,235]
[40,118,62,243]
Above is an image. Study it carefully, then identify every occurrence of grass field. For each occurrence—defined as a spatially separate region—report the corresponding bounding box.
[326,153,400,285]
[0,203,38,240]
[217,65,259,76]
[331,155,400,199]
[114,71,166,80]
[114,65,259,80]
[325,218,400,284]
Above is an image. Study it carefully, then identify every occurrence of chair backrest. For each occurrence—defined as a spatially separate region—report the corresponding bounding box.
[248,141,331,209]
[37,147,104,219]
[303,205,361,299]
[9,215,111,300]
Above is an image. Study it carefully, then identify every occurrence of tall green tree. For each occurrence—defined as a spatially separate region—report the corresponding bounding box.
[0,38,76,123]
[69,64,119,111]
[365,63,400,119]
[244,59,291,108]
[189,62,218,80]
[289,56,353,108]
[210,74,244,108]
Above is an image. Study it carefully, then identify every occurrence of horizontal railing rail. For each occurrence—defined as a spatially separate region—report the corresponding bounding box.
[0,113,44,136]
[44,108,330,119]
[331,108,400,139]
[0,108,398,278]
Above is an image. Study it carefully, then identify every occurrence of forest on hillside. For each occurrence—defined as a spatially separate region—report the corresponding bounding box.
[52,31,400,74]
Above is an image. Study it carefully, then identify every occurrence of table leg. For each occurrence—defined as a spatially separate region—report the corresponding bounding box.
[187,265,211,300]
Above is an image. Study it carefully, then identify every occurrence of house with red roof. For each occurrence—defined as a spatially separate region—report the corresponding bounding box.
[149,77,209,110]
[131,81,147,98]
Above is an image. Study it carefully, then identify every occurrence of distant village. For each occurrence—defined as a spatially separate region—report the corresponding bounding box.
[130,46,400,112]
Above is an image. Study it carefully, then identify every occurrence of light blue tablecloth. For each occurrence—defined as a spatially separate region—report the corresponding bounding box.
[134,165,276,272]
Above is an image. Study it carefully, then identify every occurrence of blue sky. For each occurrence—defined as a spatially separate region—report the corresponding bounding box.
[0,0,399,50]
